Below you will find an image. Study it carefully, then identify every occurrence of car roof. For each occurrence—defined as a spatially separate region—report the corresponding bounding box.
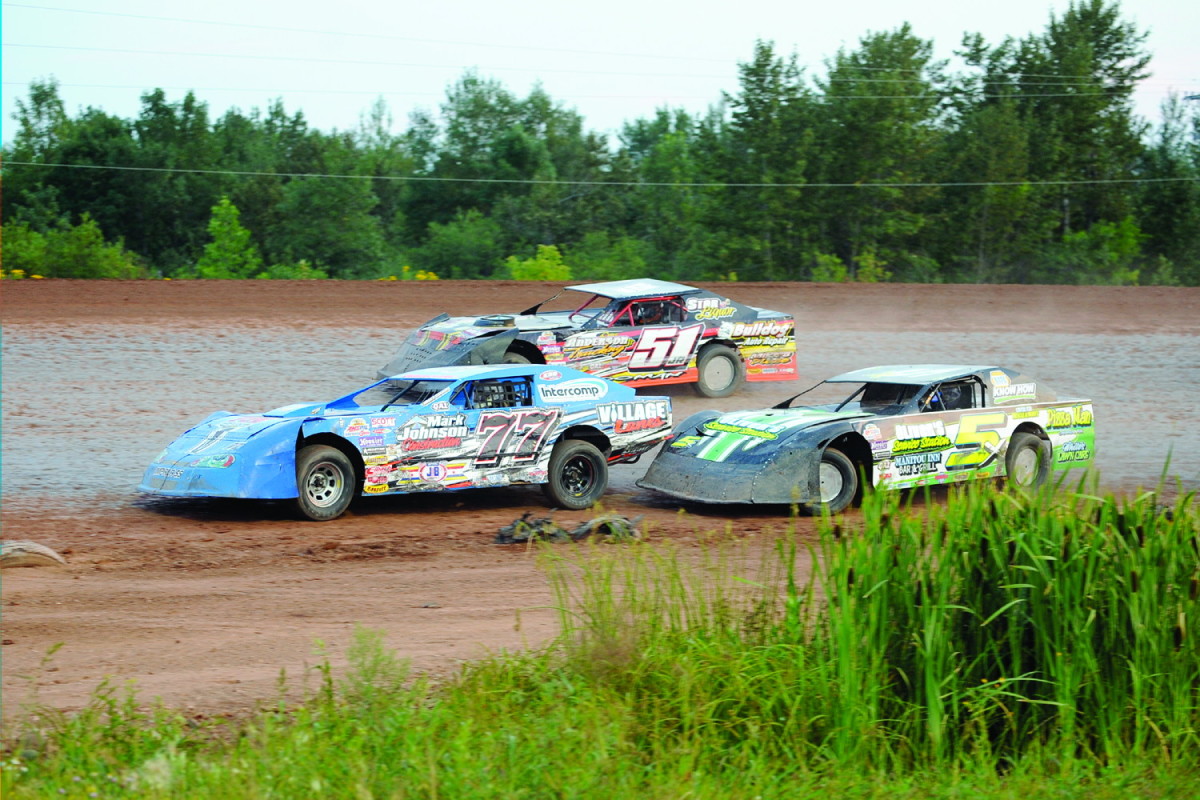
[828,364,1000,384]
[565,279,701,300]
[386,364,550,381]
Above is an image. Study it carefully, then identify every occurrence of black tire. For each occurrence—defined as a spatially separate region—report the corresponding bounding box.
[294,445,356,521]
[1005,432,1051,490]
[799,447,858,515]
[502,350,532,364]
[693,344,744,398]
[542,440,608,510]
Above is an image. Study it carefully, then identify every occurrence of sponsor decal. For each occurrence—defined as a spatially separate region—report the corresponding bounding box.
[152,465,184,479]
[1056,440,1093,463]
[431,401,451,411]
[597,400,670,433]
[363,454,391,465]
[189,454,235,468]
[537,378,608,403]
[358,435,386,447]
[862,424,882,440]
[704,420,778,439]
[895,451,941,476]
[537,331,557,344]
[418,463,448,482]
[345,417,370,436]
[729,320,794,340]
[363,483,389,494]
[361,446,388,456]
[892,420,951,454]
[1011,405,1039,419]
[747,352,796,367]
[400,414,469,451]
[371,416,396,428]
[1046,405,1093,429]
[685,297,737,321]
[993,382,1037,402]
[990,370,1011,388]
[539,370,563,381]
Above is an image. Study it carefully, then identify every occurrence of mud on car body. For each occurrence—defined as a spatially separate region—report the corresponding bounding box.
[378,278,798,398]
[638,364,1095,513]
[140,365,673,521]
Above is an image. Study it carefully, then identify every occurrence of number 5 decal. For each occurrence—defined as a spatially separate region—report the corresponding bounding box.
[629,324,704,370]
[946,412,1007,471]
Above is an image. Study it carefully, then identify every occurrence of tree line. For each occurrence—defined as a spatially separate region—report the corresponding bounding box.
[3,0,1198,285]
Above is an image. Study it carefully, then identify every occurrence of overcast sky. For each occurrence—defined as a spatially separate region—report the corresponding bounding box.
[3,0,1197,147]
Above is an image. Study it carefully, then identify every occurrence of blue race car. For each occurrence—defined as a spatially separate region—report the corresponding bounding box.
[140,365,673,520]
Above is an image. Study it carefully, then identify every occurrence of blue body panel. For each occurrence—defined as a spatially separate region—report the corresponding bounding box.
[140,365,673,502]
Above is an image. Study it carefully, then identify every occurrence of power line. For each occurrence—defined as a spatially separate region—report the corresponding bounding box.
[7,2,1192,84]
[0,80,1141,103]
[5,160,1195,188]
[4,42,1151,92]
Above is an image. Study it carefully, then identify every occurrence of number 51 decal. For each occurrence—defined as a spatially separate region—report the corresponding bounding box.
[629,324,704,370]
[945,412,1007,471]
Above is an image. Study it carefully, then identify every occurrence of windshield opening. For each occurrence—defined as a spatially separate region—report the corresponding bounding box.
[777,381,920,414]
[340,379,454,410]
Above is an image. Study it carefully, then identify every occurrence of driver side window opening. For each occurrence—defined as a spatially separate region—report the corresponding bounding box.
[468,378,533,410]
[920,380,981,413]
[609,298,685,327]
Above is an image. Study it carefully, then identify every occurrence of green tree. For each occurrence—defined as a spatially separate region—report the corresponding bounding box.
[811,25,945,280]
[192,197,263,279]
[703,41,818,280]
[266,170,386,279]
[503,244,572,280]
[414,209,507,278]
[2,215,143,278]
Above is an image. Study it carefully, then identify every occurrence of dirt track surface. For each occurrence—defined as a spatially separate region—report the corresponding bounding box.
[3,279,1198,725]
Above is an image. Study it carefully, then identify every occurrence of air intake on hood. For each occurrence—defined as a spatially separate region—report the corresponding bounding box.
[476,315,515,328]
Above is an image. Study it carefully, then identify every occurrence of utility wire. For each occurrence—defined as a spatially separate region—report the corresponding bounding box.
[6,2,1191,83]
[5,160,1195,188]
[0,81,1138,102]
[4,42,1146,90]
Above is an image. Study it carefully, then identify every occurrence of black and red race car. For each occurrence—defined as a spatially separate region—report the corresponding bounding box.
[378,279,798,397]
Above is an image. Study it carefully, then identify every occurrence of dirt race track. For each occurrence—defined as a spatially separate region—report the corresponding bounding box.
[2,279,1198,727]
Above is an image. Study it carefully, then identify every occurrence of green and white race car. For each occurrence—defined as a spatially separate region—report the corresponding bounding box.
[637,364,1095,513]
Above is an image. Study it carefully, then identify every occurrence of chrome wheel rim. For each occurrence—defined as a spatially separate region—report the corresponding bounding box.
[304,461,345,508]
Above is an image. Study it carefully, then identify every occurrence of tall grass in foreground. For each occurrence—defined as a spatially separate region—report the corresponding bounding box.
[3,482,1198,798]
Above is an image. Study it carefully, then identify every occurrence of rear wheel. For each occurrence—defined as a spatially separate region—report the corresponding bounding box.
[294,445,356,521]
[800,447,858,515]
[502,350,532,364]
[1006,432,1051,490]
[693,345,744,398]
[542,440,608,509]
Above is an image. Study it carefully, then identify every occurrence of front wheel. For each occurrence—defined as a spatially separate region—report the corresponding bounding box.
[502,350,532,364]
[542,440,608,509]
[294,445,356,521]
[799,447,858,515]
[1005,432,1051,490]
[693,345,744,398]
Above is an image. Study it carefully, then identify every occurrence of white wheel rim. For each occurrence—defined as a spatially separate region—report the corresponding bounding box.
[1012,447,1039,485]
[703,357,735,391]
[818,461,844,503]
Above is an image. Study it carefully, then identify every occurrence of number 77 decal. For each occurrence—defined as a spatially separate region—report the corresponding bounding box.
[629,324,704,370]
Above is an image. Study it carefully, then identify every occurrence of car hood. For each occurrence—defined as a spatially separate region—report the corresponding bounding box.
[672,407,869,463]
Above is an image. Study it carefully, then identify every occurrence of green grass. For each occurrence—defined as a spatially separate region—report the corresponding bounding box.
[3,480,1198,798]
